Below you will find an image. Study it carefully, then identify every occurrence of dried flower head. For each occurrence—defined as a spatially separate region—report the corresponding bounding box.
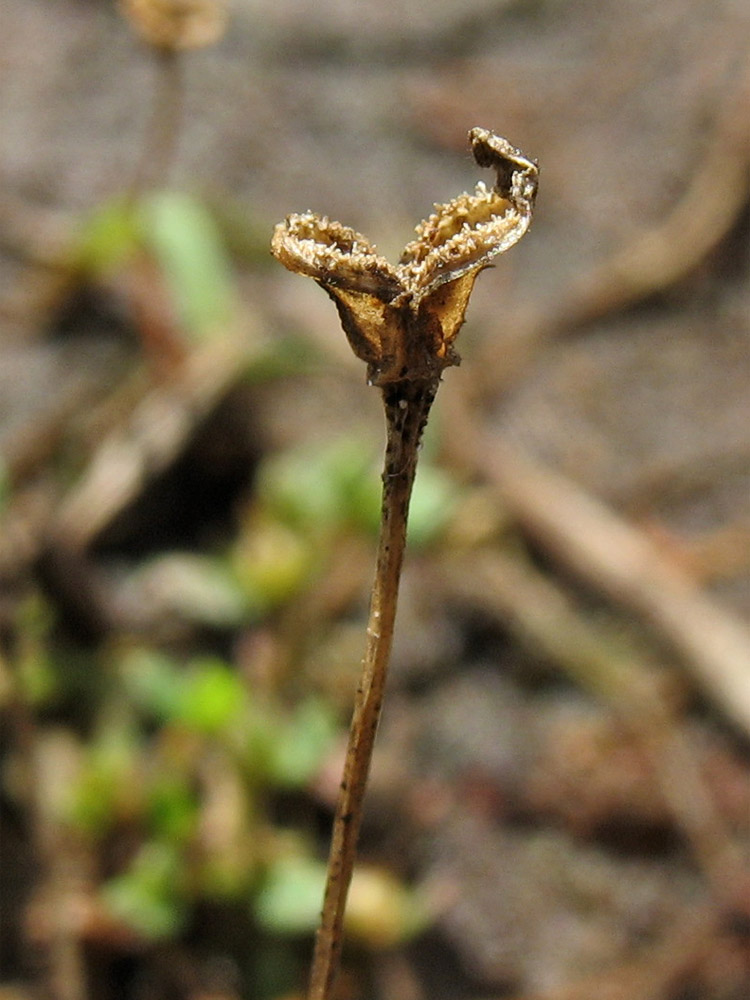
[120,0,227,51]
[272,128,538,387]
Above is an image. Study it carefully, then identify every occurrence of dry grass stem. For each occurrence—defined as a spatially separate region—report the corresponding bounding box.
[481,439,750,738]
[446,549,744,897]
[442,381,750,738]
[50,333,254,552]
[131,47,184,193]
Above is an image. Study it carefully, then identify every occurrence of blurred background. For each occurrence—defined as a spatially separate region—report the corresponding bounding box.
[1,2,749,999]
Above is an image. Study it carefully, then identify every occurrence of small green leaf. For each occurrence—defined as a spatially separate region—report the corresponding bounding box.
[69,726,141,834]
[258,438,377,534]
[75,198,142,274]
[243,334,322,382]
[140,191,235,340]
[254,856,327,934]
[264,698,338,787]
[120,648,184,721]
[102,842,185,939]
[232,519,311,615]
[257,437,460,548]
[177,658,245,735]
[17,647,56,707]
[147,774,198,843]
[405,462,461,548]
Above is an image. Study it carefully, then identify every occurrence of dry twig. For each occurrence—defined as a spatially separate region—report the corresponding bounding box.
[442,381,750,738]
[445,549,745,898]
[50,330,254,552]
[481,439,750,738]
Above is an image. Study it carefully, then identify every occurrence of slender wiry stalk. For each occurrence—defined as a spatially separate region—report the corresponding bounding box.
[119,0,229,192]
[308,379,437,1000]
[270,127,538,1000]
[132,48,184,193]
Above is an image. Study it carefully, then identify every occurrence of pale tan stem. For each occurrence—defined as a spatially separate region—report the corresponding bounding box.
[132,47,183,193]
[307,378,437,1000]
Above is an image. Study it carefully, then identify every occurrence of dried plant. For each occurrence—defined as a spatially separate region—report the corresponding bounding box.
[271,127,538,1000]
[119,0,228,191]
[119,0,227,51]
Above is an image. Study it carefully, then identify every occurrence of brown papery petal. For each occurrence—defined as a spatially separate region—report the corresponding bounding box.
[397,129,538,304]
[398,181,531,303]
[271,213,402,300]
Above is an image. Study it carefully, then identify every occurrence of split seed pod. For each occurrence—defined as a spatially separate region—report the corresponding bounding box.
[271,129,538,386]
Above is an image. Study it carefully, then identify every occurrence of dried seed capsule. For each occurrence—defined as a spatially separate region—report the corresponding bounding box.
[271,129,538,386]
[120,0,227,51]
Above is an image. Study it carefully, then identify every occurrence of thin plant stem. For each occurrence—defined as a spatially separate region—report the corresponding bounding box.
[307,378,437,1000]
[131,47,183,194]
[270,127,539,1000]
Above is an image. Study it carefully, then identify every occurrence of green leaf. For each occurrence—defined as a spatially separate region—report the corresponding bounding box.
[140,191,235,340]
[102,842,185,939]
[69,726,140,834]
[75,198,141,275]
[232,519,311,615]
[17,647,56,707]
[264,698,338,788]
[147,774,198,843]
[243,334,322,382]
[254,856,327,934]
[176,658,245,735]
[257,436,461,548]
[405,462,462,549]
[120,647,184,721]
[258,437,377,534]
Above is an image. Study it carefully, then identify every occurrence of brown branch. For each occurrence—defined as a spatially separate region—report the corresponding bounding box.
[445,549,744,898]
[563,57,750,326]
[441,381,750,738]
[481,438,750,738]
[49,330,252,553]
[130,47,184,194]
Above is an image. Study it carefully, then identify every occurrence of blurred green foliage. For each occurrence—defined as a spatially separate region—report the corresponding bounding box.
[254,855,328,935]
[129,435,463,634]
[75,191,236,341]
[102,841,187,938]
[257,435,461,548]
[141,192,236,340]
[59,630,426,957]
[62,644,338,949]
[14,595,57,706]
[1,185,453,997]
